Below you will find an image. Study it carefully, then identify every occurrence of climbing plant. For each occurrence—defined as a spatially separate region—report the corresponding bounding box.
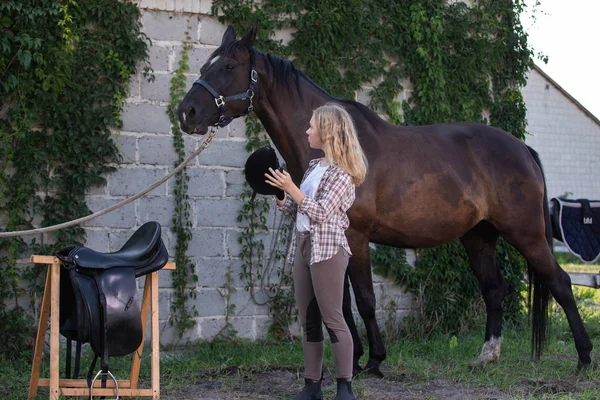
[212,0,540,336]
[0,0,149,358]
[167,30,201,339]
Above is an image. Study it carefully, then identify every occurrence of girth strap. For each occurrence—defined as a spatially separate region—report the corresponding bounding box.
[75,341,82,378]
[66,339,72,379]
[100,291,109,388]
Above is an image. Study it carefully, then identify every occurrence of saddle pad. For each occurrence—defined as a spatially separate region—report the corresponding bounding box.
[550,198,600,263]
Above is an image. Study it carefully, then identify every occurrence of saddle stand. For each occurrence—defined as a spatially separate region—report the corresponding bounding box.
[28,222,175,400]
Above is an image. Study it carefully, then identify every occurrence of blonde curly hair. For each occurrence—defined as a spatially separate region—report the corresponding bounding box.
[312,103,368,186]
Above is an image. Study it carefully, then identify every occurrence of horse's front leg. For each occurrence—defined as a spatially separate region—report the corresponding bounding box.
[346,229,386,377]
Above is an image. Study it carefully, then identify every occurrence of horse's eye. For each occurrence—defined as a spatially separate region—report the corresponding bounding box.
[226,64,236,70]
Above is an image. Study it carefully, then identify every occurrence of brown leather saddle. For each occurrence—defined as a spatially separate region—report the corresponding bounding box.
[57,221,168,391]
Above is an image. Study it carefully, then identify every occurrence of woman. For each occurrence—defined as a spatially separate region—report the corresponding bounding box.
[265,103,368,400]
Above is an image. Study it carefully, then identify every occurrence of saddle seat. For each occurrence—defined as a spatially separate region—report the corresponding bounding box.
[57,221,168,277]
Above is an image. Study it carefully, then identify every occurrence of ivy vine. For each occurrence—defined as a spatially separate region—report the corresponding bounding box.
[236,113,296,339]
[211,0,539,336]
[0,0,149,358]
[167,30,200,339]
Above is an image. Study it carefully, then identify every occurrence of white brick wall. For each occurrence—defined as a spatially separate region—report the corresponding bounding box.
[523,67,600,199]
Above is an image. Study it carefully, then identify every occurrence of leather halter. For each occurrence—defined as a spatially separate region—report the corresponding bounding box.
[193,65,258,128]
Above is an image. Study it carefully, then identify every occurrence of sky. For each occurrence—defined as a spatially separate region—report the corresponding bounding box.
[521,0,600,119]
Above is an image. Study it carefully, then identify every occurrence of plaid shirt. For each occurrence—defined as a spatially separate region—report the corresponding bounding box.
[278,158,355,264]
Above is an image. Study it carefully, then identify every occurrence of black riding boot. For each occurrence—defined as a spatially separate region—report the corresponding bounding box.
[335,378,356,400]
[292,378,322,400]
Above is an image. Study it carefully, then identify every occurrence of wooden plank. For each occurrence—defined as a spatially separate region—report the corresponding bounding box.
[49,260,61,400]
[130,273,153,388]
[568,272,600,288]
[38,379,132,388]
[151,271,161,399]
[31,255,57,264]
[164,261,176,270]
[28,267,53,400]
[60,388,153,396]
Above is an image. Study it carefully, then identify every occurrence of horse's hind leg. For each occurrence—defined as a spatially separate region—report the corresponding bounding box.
[505,233,593,369]
[460,222,504,367]
[346,228,386,377]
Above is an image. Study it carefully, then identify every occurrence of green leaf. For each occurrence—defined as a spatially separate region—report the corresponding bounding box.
[1,16,11,28]
[17,50,32,69]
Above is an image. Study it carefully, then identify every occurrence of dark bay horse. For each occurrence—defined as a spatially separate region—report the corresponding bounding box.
[177,25,594,374]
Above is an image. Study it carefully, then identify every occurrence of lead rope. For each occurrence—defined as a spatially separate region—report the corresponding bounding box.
[0,128,216,237]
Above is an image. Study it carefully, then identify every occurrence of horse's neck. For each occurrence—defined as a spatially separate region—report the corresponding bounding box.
[253,55,329,182]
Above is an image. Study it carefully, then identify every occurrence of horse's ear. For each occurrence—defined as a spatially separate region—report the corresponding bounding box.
[240,23,258,47]
[221,25,236,47]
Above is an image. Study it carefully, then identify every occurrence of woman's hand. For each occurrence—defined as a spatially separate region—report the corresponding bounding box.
[265,168,295,192]
[265,168,306,206]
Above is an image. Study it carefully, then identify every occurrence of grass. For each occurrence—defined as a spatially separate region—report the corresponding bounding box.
[3,298,600,400]
[2,255,599,399]
[556,251,600,274]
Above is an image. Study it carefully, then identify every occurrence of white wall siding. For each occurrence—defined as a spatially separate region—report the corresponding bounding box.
[523,68,600,200]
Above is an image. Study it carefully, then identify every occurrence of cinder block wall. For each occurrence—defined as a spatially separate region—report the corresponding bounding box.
[523,68,600,199]
[78,0,412,345]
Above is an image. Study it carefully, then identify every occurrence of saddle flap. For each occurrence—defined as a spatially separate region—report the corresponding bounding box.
[96,267,143,357]
[67,267,143,358]
[551,197,600,263]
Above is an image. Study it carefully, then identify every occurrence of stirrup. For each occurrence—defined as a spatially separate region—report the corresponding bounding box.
[89,369,119,400]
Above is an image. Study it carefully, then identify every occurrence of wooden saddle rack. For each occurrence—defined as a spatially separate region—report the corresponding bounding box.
[28,221,175,400]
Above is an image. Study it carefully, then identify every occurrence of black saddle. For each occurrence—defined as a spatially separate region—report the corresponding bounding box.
[57,221,169,390]
[550,198,600,263]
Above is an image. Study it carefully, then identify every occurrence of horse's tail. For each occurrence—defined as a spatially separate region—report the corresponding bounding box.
[526,145,551,361]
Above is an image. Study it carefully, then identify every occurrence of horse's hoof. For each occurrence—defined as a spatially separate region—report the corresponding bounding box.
[364,360,384,379]
[468,358,487,370]
[366,367,384,379]
[576,360,597,373]
[352,365,364,377]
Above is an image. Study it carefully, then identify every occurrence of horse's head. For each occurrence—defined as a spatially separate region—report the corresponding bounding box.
[177,25,258,135]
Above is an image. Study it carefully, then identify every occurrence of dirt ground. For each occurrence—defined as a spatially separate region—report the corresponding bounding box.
[168,365,600,399]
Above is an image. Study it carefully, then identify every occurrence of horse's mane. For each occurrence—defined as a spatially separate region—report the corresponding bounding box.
[249,46,386,129]
[251,47,330,99]
[339,99,388,128]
